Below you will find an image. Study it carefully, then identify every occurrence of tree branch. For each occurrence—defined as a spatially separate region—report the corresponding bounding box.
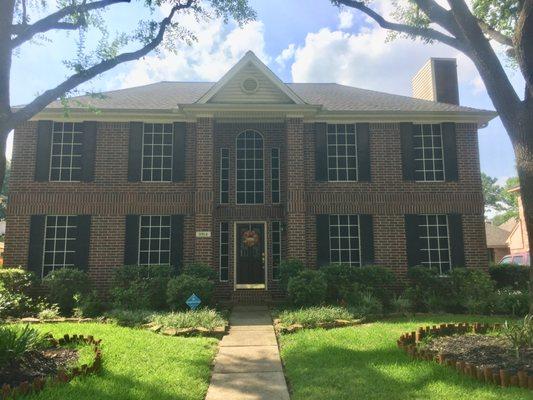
[476,18,513,47]
[7,0,194,130]
[413,0,463,38]
[335,0,467,51]
[10,0,131,48]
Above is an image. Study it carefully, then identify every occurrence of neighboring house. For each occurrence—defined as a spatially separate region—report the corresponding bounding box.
[5,52,496,302]
[485,222,510,263]
[505,187,530,261]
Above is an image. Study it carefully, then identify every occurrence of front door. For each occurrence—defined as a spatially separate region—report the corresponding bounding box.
[236,223,265,286]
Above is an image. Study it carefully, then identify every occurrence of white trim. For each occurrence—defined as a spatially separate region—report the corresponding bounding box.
[219,148,230,204]
[235,130,265,205]
[233,221,268,291]
[140,123,174,182]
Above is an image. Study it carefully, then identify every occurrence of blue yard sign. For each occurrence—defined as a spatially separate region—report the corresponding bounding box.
[186,294,201,310]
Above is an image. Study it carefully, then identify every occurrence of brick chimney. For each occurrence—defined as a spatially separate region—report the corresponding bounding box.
[412,58,459,105]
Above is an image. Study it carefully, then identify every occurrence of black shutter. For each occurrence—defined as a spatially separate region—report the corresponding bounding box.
[128,122,143,181]
[356,123,371,181]
[124,215,140,265]
[28,215,46,277]
[315,123,328,181]
[404,214,422,267]
[316,214,330,267]
[173,122,186,182]
[448,213,465,267]
[359,214,374,266]
[400,122,415,181]
[81,121,97,182]
[75,215,91,270]
[170,215,184,272]
[442,122,458,181]
[35,121,53,181]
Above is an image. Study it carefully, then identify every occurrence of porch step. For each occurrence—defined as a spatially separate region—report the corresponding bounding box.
[232,289,272,305]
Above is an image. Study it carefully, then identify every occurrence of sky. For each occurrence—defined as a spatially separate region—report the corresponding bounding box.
[9,0,524,183]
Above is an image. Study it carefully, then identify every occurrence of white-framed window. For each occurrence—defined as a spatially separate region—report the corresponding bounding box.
[329,214,361,266]
[49,122,83,181]
[272,221,281,280]
[271,148,280,204]
[138,215,171,265]
[327,124,358,181]
[142,123,173,182]
[236,130,264,204]
[42,215,77,277]
[219,222,229,282]
[413,124,445,182]
[418,214,451,274]
[220,148,230,204]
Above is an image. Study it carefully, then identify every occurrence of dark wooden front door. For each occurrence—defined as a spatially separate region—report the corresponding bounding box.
[236,223,265,285]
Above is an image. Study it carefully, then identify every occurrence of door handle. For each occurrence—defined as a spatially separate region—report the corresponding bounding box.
[261,252,265,266]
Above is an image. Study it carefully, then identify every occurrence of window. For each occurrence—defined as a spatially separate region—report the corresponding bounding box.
[220,148,229,204]
[327,124,357,181]
[418,214,451,274]
[413,124,445,181]
[271,148,280,204]
[329,215,361,266]
[49,122,83,181]
[513,255,525,265]
[272,221,281,280]
[142,123,173,182]
[42,215,77,277]
[138,215,171,265]
[236,130,264,204]
[220,222,229,281]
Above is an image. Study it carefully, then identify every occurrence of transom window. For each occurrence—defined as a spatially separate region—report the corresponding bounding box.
[329,215,361,266]
[413,124,445,182]
[327,124,358,181]
[236,130,264,204]
[418,214,451,274]
[42,215,77,278]
[142,123,173,182]
[50,122,83,181]
[138,215,171,265]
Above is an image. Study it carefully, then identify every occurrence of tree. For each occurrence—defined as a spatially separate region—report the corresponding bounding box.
[331,0,533,310]
[0,0,255,188]
[482,172,518,222]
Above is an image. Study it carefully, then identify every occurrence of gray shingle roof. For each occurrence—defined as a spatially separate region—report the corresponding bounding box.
[485,222,511,247]
[44,81,494,114]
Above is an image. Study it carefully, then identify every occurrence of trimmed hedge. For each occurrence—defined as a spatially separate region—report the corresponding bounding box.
[489,263,529,291]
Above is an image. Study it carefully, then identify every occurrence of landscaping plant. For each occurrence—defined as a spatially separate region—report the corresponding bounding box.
[287,270,327,307]
[279,259,305,292]
[503,314,533,359]
[489,264,530,291]
[0,324,49,368]
[277,306,353,327]
[38,304,61,320]
[0,268,36,318]
[43,268,91,316]
[166,275,214,310]
[150,309,226,330]
[106,309,154,327]
[181,263,217,281]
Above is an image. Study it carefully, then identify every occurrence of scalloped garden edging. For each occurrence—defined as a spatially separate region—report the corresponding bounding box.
[144,323,229,338]
[1,334,103,400]
[397,322,533,390]
[273,318,362,334]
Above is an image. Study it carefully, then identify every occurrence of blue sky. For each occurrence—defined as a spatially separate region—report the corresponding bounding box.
[10,0,521,182]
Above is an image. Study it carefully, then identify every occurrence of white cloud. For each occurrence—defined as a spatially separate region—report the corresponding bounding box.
[275,43,296,69]
[338,10,354,30]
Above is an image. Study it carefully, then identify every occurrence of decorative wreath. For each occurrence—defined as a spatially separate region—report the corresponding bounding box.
[242,230,260,248]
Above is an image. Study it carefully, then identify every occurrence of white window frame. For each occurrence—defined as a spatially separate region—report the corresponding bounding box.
[42,215,77,278]
[328,214,361,267]
[141,123,174,182]
[49,122,83,182]
[271,148,280,204]
[138,215,172,265]
[413,123,446,182]
[419,214,452,275]
[326,124,358,182]
[272,221,282,280]
[235,130,265,205]
[220,148,230,204]
[219,222,230,282]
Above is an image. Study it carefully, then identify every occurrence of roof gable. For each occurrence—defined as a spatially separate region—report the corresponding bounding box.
[196,51,304,105]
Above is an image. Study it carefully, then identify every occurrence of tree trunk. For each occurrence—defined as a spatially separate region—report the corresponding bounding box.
[0,125,10,192]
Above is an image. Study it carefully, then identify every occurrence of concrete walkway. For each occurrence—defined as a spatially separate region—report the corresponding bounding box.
[205,305,290,400]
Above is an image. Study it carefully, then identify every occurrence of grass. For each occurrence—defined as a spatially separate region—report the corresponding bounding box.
[275,306,354,327]
[18,322,218,400]
[279,314,533,400]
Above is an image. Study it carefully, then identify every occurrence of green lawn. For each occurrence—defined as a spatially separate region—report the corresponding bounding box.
[23,323,218,400]
[279,315,533,400]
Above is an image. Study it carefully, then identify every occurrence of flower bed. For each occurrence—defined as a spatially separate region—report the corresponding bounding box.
[273,306,362,334]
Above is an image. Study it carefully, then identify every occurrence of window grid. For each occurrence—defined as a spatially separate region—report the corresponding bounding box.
[220,222,229,282]
[138,215,171,265]
[419,214,452,275]
[142,123,173,182]
[49,122,83,181]
[329,215,361,267]
[271,148,280,204]
[272,221,281,280]
[413,124,446,182]
[42,215,77,278]
[236,130,264,204]
[220,148,230,204]
[327,124,358,182]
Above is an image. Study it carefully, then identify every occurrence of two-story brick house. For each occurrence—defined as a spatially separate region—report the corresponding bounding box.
[5,52,496,302]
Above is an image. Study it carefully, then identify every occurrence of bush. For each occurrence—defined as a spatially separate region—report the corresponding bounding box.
[279,259,305,292]
[166,275,214,310]
[405,266,445,312]
[0,268,36,319]
[38,304,60,320]
[106,309,154,327]
[42,268,90,316]
[181,263,217,281]
[287,270,327,307]
[391,295,411,314]
[150,309,226,330]
[489,263,530,291]
[341,285,383,317]
[0,324,49,368]
[321,263,358,303]
[0,268,33,293]
[353,266,395,307]
[492,288,529,316]
[277,306,353,327]
[503,315,533,358]
[76,290,105,318]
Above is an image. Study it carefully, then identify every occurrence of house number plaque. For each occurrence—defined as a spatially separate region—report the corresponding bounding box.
[196,231,212,238]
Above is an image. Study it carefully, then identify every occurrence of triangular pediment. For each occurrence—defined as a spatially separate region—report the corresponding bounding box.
[196,51,304,105]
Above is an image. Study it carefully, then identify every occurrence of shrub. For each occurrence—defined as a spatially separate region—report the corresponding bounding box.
[321,263,358,303]
[76,290,105,318]
[405,266,445,312]
[503,315,533,358]
[0,268,33,293]
[42,268,90,316]
[150,309,226,330]
[279,259,305,292]
[489,263,530,291]
[353,266,395,307]
[181,263,217,281]
[391,295,411,314]
[287,270,327,307]
[342,286,383,317]
[0,268,36,319]
[277,306,353,327]
[38,304,60,320]
[166,275,214,310]
[0,324,49,368]
[492,288,529,316]
[106,309,154,327]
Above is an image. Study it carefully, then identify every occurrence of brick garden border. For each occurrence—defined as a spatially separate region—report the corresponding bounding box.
[397,322,533,390]
[1,334,103,399]
[273,318,362,334]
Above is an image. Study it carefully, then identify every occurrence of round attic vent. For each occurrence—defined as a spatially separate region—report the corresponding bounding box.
[241,77,259,94]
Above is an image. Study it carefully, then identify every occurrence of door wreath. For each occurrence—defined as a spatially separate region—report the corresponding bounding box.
[242,230,260,248]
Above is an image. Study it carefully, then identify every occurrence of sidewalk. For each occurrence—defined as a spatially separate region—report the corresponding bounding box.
[205,305,290,400]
